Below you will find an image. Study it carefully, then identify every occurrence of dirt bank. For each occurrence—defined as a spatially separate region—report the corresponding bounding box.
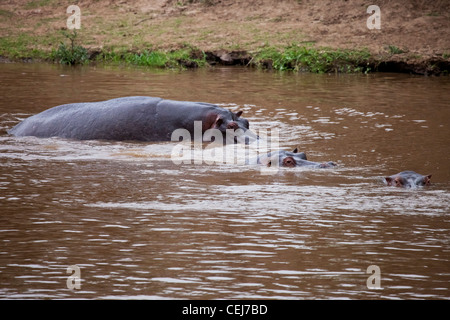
[1,0,449,74]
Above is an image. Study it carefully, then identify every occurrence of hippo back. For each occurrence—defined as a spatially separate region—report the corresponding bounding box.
[9,96,163,141]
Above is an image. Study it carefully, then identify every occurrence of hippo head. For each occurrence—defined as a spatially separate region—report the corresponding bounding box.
[268,148,307,167]
[202,110,257,144]
[257,148,336,168]
[385,171,432,188]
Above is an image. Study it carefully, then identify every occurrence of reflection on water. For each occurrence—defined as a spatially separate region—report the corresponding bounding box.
[0,64,449,299]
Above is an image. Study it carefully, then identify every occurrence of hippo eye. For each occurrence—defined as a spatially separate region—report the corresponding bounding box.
[283,157,296,167]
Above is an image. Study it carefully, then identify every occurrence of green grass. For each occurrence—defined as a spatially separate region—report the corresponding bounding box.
[0,29,371,73]
[96,44,207,69]
[0,9,14,17]
[25,0,54,9]
[253,44,372,73]
[123,51,168,67]
[50,30,89,65]
[387,45,406,55]
[51,42,89,65]
[178,0,216,5]
[0,34,50,59]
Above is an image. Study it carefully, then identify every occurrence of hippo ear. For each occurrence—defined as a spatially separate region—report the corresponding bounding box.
[423,174,432,185]
[235,111,243,119]
[215,116,224,127]
[385,177,393,185]
[292,147,298,153]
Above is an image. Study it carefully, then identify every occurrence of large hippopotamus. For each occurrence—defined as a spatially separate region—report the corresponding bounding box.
[8,96,255,143]
[385,171,432,188]
[249,148,337,168]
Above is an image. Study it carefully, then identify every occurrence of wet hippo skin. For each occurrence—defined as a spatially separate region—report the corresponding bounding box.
[385,171,432,188]
[8,96,253,143]
[249,148,337,168]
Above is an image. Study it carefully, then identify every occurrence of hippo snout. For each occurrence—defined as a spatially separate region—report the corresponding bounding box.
[254,149,336,168]
[319,161,337,168]
[230,128,259,144]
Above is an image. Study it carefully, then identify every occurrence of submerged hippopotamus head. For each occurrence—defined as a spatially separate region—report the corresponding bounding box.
[202,109,257,144]
[385,171,432,188]
[256,148,337,168]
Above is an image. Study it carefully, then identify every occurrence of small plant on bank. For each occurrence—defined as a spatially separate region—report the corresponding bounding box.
[181,0,216,6]
[52,30,88,65]
[387,45,406,55]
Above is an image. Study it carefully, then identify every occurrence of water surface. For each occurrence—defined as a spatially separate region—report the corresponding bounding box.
[0,63,449,299]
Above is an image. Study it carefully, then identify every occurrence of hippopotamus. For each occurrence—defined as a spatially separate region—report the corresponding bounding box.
[8,96,255,143]
[248,148,337,168]
[384,171,432,188]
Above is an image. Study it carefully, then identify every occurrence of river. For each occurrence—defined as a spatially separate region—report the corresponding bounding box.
[0,63,449,299]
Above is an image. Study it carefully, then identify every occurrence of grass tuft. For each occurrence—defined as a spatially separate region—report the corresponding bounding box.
[96,44,207,69]
[51,30,89,65]
[253,44,372,73]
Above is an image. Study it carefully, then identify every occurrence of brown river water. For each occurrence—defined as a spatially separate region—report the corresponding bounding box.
[0,63,449,299]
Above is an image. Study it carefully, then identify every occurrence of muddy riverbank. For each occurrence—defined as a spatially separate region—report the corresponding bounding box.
[1,0,449,74]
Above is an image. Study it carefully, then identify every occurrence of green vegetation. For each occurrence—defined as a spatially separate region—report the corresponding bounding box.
[0,9,14,17]
[97,44,207,69]
[0,32,374,73]
[0,1,372,72]
[0,33,50,59]
[387,45,406,55]
[177,0,216,6]
[25,0,54,9]
[51,30,89,65]
[252,44,372,73]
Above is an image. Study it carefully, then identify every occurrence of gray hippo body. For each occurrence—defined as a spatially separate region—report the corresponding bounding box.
[385,171,432,188]
[248,148,337,168]
[8,96,253,143]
